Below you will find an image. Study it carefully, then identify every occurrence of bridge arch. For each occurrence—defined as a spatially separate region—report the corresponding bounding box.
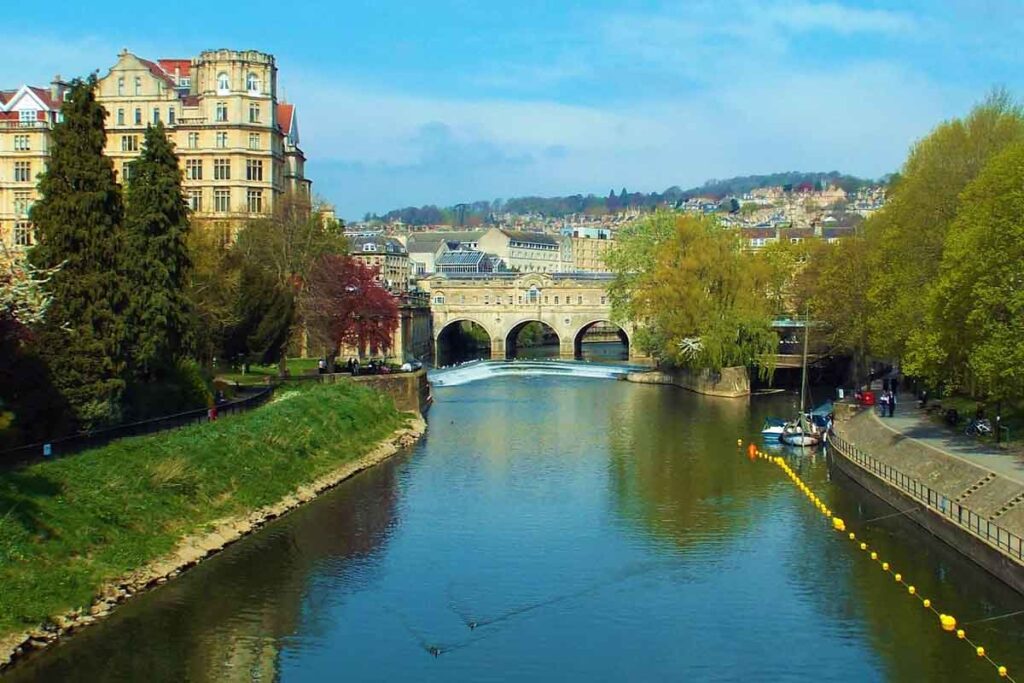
[435,318,495,366]
[504,318,561,359]
[572,319,630,360]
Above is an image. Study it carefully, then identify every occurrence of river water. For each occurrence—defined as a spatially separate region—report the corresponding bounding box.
[6,367,1024,682]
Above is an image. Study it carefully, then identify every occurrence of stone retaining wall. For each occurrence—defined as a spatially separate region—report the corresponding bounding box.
[625,365,750,398]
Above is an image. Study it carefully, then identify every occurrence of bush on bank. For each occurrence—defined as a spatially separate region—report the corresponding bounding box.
[0,381,405,636]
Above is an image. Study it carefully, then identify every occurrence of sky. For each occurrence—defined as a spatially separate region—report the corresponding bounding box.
[4,1,1023,219]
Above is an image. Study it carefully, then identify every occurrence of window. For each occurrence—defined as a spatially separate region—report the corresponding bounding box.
[527,286,539,304]
[14,161,31,182]
[246,189,263,214]
[217,72,230,92]
[121,135,139,152]
[168,108,175,125]
[216,131,228,148]
[248,133,260,150]
[187,190,202,212]
[554,296,559,305]
[152,109,160,125]
[133,77,141,95]
[433,295,445,305]
[577,295,582,305]
[117,77,124,95]
[117,109,125,126]
[14,222,33,247]
[185,159,203,180]
[214,158,231,180]
[13,135,30,151]
[246,159,263,181]
[216,102,228,122]
[122,162,133,182]
[246,73,260,93]
[13,192,32,216]
[214,189,231,212]
[187,132,199,149]
[248,103,260,123]
[600,296,607,305]
[362,243,378,252]
[19,110,35,124]
[135,108,142,125]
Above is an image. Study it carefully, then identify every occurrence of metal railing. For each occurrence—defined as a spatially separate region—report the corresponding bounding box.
[829,432,1024,562]
[0,384,276,469]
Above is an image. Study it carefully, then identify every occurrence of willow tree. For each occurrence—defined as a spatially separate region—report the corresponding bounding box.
[607,211,776,373]
[29,76,128,429]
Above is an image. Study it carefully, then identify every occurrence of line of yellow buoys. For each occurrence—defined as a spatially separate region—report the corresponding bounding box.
[739,439,1015,681]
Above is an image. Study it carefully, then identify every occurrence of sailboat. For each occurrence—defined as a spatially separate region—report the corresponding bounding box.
[780,311,821,448]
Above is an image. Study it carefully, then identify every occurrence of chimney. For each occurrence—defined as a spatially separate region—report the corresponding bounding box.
[174,66,180,86]
[50,74,63,103]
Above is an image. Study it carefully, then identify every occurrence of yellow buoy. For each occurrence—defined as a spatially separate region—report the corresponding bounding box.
[870,552,878,560]
[882,562,889,571]
[832,518,846,532]
[998,665,1007,677]
[849,532,855,541]
[737,439,743,446]
[860,543,867,551]
[956,629,965,640]
[977,646,986,657]
[908,586,916,595]
[923,599,931,608]
[894,573,901,582]
[940,614,957,632]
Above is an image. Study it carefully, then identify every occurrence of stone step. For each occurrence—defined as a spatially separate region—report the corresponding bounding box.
[957,473,997,503]
[992,492,1024,521]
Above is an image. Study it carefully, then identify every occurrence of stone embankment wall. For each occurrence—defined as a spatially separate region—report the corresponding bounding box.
[320,369,432,413]
[625,366,750,398]
[832,407,1024,593]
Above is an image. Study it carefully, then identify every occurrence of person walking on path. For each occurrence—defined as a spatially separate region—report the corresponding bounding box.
[889,390,897,417]
[879,391,889,417]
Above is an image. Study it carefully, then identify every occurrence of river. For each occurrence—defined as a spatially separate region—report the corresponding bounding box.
[6,368,1024,682]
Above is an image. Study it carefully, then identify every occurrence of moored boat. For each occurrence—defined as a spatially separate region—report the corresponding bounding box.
[761,417,786,440]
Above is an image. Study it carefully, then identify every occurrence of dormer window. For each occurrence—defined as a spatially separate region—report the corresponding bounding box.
[362,243,378,252]
[217,72,230,93]
[19,110,36,123]
[246,73,260,93]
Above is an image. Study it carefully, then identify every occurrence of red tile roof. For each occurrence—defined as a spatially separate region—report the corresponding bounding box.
[138,58,176,88]
[157,59,191,82]
[27,86,60,110]
[0,90,14,106]
[277,103,294,135]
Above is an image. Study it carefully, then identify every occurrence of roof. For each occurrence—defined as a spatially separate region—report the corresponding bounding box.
[138,58,177,88]
[157,59,191,82]
[405,231,484,253]
[0,90,14,106]
[501,229,560,246]
[350,235,407,255]
[277,103,295,135]
[822,227,858,239]
[0,85,60,112]
[437,250,486,266]
[741,227,777,239]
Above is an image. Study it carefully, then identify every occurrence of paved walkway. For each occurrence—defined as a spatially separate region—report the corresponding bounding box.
[871,394,1024,486]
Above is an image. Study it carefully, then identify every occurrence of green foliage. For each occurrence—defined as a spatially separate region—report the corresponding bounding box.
[122,359,212,421]
[916,141,1024,401]
[865,90,1024,360]
[28,76,128,430]
[607,211,776,374]
[123,123,194,380]
[0,382,404,636]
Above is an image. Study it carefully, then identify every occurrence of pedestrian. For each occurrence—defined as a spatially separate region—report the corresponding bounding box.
[889,390,896,417]
[879,391,889,417]
[317,357,326,375]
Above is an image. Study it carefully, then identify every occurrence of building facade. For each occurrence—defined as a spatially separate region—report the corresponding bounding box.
[0,48,311,256]
[476,227,572,273]
[350,235,412,293]
[0,83,62,259]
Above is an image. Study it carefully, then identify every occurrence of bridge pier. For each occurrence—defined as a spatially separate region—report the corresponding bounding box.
[559,338,577,360]
[490,338,506,361]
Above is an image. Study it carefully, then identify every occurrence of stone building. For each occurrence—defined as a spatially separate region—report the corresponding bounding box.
[0,82,63,259]
[349,234,411,293]
[0,48,311,256]
[476,227,572,273]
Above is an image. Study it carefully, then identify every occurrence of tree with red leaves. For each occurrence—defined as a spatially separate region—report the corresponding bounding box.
[300,255,399,361]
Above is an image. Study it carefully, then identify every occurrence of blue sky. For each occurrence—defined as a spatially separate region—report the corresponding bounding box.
[4,1,1023,219]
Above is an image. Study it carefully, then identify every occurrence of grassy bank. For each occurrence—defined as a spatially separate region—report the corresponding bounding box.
[0,382,405,637]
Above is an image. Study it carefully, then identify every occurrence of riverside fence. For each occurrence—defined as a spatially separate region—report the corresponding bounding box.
[0,384,276,469]
[829,432,1024,563]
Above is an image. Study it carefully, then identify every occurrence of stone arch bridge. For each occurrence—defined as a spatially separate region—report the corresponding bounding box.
[419,272,645,361]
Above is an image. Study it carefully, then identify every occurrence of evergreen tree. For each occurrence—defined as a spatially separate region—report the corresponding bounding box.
[29,75,128,429]
[123,122,193,380]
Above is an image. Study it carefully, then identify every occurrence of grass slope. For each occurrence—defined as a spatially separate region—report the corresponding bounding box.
[0,382,405,635]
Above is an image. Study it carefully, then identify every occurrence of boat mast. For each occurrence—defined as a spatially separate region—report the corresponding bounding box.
[799,306,809,415]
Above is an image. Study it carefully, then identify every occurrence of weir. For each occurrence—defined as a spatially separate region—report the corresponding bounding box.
[429,359,640,387]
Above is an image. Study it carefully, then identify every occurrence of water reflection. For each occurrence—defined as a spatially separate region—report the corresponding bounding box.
[5,377,1024,682]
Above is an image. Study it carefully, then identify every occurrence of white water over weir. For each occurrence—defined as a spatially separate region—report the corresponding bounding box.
[429,360,640,387]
